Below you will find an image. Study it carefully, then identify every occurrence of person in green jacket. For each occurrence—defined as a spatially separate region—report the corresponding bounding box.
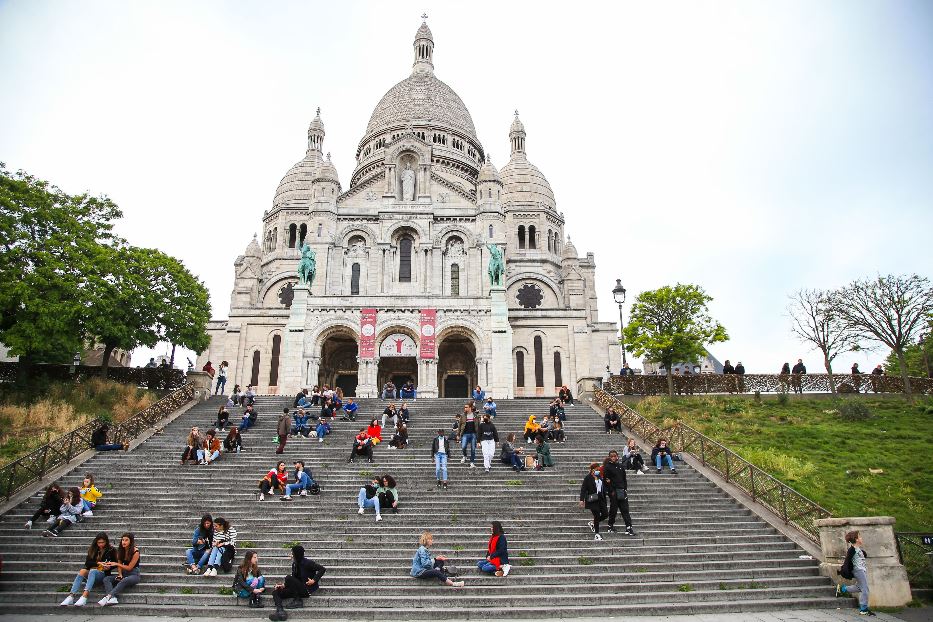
[534,436,554,468]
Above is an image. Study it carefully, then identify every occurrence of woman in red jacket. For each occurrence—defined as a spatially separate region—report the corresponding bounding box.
[366,418,383,442]
[259,462,288,501]
[476,521,511,577]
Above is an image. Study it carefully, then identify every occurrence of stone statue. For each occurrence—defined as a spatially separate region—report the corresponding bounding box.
[486,243,505,287]
[401,162,415,201]
[297,243,316,287]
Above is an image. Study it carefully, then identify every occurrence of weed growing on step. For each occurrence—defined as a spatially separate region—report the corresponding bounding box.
[505,479,523,486]
[634,568,648,573]
[519,557,535,567]
[359,470,373,478]
[180,587,194,595]
[518,551,529,557]
[56,585,69,592]
[566,479,578,485]
[346,536,354,543]
[158,587,167,594]
[239,540,255,548]
[218,587,233,596]
[282,541,300,549]
[678,584,693,592]
[452,544,464,551]
[577,556,593,565]
[450,513,458,524]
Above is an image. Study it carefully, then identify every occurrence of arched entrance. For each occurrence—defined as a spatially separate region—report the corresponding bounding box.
[319,328,359,396]
[436,331,477,398]
[377,330,418,393]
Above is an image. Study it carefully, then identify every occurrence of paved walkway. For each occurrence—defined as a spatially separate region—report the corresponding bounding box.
[1,608,928,622]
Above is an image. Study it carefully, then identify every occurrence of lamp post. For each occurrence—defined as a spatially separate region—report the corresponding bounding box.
[612,278,628,368]
[70,352,81,375]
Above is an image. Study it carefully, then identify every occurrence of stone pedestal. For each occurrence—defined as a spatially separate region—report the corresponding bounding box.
[186,371,213,401]
[417,358,439,398]
[357,358,378,398]
[488,287,513,399]
[815,516,912,607]
[279,285,309,392]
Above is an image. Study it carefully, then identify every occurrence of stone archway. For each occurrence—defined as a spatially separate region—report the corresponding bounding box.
[377,329,419,395]
[317,327,359,397]
[436,330,478,398]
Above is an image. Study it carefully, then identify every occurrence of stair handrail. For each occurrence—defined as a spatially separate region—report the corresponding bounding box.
[605,372,933,396]
[594,388,831,543]
[0,382,196,500]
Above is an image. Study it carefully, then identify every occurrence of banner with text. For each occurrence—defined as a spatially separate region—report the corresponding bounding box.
[419,309,437,360]
[360,308,378,359]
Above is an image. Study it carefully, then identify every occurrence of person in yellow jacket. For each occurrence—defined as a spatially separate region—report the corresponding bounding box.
[79,474,103,517]
[523,415,540,444]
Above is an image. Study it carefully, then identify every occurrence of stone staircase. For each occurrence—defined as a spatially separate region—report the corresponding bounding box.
[0,395,839,618]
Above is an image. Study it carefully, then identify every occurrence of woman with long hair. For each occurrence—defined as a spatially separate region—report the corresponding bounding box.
[181,426,202,465]
[60,532,116,606]
[223,426,242,453]
[476,521,511,577]
[233,550,266,608]
[579,463,609,541]
[378,474,399,513]
[185,514,214,574]
[25,481,64,529]
[259,462,288,501]
[43,487,83,537]
[203,517,236,577]
[99,532,141,606]
[215,405,230,430]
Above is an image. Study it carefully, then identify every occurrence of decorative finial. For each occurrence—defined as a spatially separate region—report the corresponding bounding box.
[514,109,519,117]
[421,12,428,20]
[252,232,258,240]
[326,152,331,161]
[316,107,321,116]
[486,152,492,163]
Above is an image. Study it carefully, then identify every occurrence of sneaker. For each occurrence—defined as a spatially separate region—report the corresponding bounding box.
[358,507,365,515]
[258,493,265,501]
[484,468,490,473]
[436,480,442,488]
[43,530,58,537]
[606,526,616,533]
[594,534,603,541]
[641,466,649,473]
[206,567,217,577]
[859,611,876,617]
[375,515,382,522]
[74,596,87,607]
[626,526,636,536]
[443,482,449,490]
[281,496,292,501]
[501,564,511,577]
[24,520,32,529]
[97,596,111,606]
[319,438,324,443]
[451,580,465,588]
[60,595,75,606]
[82,510,93,517]
[103,597,117,606]
[657,468,662,473]
[671,468,677,474]
[636,470,644,476]
[299,489,308,496]
[835,584,843,598]
[587,521,595,533]
[470,463,476,469]
[460,457,466,463]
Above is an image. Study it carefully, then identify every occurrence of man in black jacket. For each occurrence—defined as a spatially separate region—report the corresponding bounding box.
[602,450,636,536]
[791,359,806,394]
[269,545,326,621]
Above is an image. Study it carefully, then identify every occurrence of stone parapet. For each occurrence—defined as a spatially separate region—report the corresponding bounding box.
[186,371,213,401]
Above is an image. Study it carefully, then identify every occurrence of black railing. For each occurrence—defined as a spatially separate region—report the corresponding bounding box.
[0,383,195,500]
[895,532,933,589]
[594,389,831,543]
[0,362,186,392]
[605,372,933,396]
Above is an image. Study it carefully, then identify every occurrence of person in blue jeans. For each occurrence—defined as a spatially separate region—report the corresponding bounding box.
[836,530,875,616]
[476,521,511,577]
[291,409,311,437]
[458,405,477,468]
[357,476,382,522]
[281,461,317,500]
[315,417,331,443]
[471,385,485,402]
[203,518,236,577]
[342,398,359,421]
[60,533,116,606]
[431,430,450,489]
[483,397,497,419]
[651,438,677,474]
[238,405,258,431]
[411,531,464,587]
[185,515,214,574]
[214,361,228,395]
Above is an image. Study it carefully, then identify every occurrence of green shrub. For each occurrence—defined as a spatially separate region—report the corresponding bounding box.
[506,479,523,486]
[577,556,593,565]
[722,399,744,414]
[777,392,790,406]
[281,541,300,549]
[678,584,694,592]
[838,400,872,421]
[218,586,233,596]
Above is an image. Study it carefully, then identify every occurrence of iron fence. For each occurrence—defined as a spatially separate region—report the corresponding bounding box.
[593,388,832,543]
[895,532,933,589]
[1,383,195,500]
[605,372,933,396]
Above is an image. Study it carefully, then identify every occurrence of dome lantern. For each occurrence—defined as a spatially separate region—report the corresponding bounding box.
[307,107,325,155]
[510,110,526,156]
[412,15,434,75]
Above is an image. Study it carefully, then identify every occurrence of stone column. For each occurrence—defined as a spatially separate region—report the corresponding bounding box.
[417,358,439,398]
[488,286,514,399]
[357,357,378,399]
[279,285,309,392]
[305,356,321,387]
[815,516,912,608]
[476,357,489,388]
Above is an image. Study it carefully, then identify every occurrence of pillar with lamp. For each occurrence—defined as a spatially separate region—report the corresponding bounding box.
[612,278,628,369]
[69,352,81,375]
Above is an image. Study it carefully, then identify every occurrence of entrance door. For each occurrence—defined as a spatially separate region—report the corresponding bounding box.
[444,374,469,398]
[335,374,358,397]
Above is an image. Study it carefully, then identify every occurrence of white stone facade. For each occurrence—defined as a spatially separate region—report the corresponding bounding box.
[199,20,620,398]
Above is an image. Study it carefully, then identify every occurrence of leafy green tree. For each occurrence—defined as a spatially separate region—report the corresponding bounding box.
[623,284,728,396]
[883,320,933,378]
[0,164,121,368]
[149,254,211,364]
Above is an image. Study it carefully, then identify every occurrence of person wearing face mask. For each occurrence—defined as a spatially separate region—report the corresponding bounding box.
[602,451,636,536]
[578,463,609,541]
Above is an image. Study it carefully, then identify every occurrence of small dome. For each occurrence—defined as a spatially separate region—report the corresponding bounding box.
[308,107,324,132]
[477,155,501,184]
[244,234,261,258]
[500,154,555,209]
[273,152,322,208]
[510,110,525,134]
[315,153,340,184]
[561,235,578,259]
[415,20,433,42]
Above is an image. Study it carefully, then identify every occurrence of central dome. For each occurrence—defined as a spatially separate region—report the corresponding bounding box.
[364,72,478,141]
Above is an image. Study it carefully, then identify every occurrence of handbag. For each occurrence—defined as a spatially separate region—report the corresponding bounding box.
[524,455,536,469]
[585,493,600,504]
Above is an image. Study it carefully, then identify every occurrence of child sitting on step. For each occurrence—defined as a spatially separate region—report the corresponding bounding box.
[79,474,102,517]
[43,487,83,537]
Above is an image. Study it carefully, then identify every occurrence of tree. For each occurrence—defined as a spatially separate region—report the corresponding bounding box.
[832,274,933,395]
[623,284,728,396]
[0,164,122,369]
[883,320,933,378]
[148,253,211,363]
[787,288,859,395]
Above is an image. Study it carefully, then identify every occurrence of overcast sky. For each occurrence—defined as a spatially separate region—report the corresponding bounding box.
[2,0,931,372]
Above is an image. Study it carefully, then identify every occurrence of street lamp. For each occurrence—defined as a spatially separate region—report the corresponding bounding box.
[612,278,628,368]
[70,352,81,375]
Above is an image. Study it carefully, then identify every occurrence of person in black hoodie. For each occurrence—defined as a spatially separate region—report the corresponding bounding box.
[91,424,127,452]
[602,451,636,536]
[269,544,326,621]
[722,360,735,375]
[578,463,608,541]
[25,482,64,529]
[791,358,806,394]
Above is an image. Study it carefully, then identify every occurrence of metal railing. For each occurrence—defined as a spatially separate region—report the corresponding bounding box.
[895,532,933,589]
[0,362,187,392]
[593,388,832,543]
[605,372,933,396]
[0,382,195,500]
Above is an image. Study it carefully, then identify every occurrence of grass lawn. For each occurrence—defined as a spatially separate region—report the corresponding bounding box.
[0,378,157,465]
[633,394,933,532]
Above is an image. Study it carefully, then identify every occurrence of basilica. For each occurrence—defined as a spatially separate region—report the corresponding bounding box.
[199,20,621,398]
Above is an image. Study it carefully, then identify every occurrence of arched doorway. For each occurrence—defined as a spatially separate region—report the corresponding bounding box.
[436,331,477,398]
[319,329,359,396]
[377,331,418,393]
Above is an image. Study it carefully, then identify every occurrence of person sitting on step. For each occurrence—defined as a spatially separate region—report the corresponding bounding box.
[59,531,116,606]
[181,426,202,464]
[432,429,450,490]
[347,429,374,463]
[551,399,567,422]
[357,476,383,522]
[623,437,648,474]
[315,412,332,444]
[538,415,554,441]
[400,380,416,400]
[203,517,236,577]
[25,481,64,529]
[476,521,511,577]
[523,415,540,443]
[381,381,397,400]
[231,384,242,406]
[43,487,84,537]
[500,433,524,471]
[551,418,566,444]
[389,421,409,449]
[309,385,321,407]
[366,418,383,443]
[282,461,318,500]
[268,545,326,621]
[215,405,230,431]
[398,402,411,423]
[320,398,336,422]
[90,423,127,452]
[238,404,258,431]
[651,438,677,474]
[291,408,311,438]
[79,473,102,517]
[341,397,358,421]
[534,435,554,468]
[241,385,256,407]
[185,514,214,574]
[381,403,397,429]
[293,388,310,408]
[97,532,141,606]
[604,408,622,434]
[471,385,486,401]
[198,429,221,465]
[411,531,464,587]
[378,474,399,513]
[259,462,289,500]
[233,550,266,608]
[223,427,243,453]
[558,385,574,405]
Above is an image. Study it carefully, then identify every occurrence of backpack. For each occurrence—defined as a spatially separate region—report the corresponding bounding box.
[220,545,237,573]
[308,482,321,495]
[839,546,855,580]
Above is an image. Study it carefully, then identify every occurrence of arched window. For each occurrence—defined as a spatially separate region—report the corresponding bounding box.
[298,224,307,246]
[547,230,553,252]
[488,224,494,238]
[399,235,413,282]
[317,223,323,237]
[516,351,525,388]
[450,263,460,296]
[533,336,544,387]
[269,335,282,386]
[250,350,261,386]
[350,262,361,295]
[518,225,526,249]
[553,351,563,387]
[288,224,297,249]
[529,225,537,249]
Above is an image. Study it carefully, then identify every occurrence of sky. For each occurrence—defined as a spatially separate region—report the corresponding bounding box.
[1,0,932,372]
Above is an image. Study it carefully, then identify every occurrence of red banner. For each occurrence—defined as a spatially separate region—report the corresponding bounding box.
[360,308,377,359]
[419,309,436,360]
